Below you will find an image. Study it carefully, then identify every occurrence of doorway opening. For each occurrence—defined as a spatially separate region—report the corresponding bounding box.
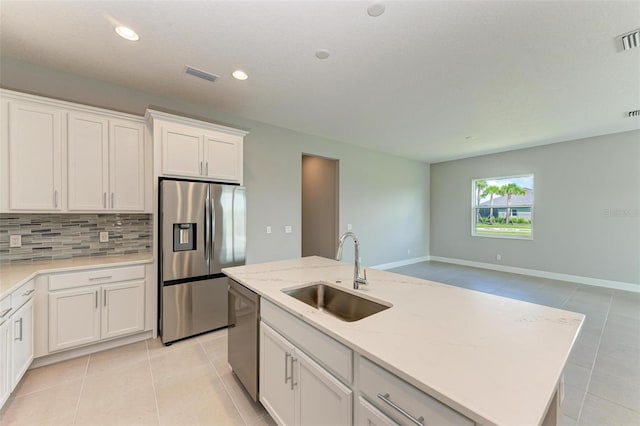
[301,154,339,259]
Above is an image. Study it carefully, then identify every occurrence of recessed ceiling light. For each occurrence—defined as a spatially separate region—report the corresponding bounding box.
[115,26,139,41]
[367,2,386,17]
[232,70,248,81]
[315,49,330,60]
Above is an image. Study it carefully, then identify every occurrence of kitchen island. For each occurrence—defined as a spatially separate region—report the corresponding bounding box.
[223,256,584,426]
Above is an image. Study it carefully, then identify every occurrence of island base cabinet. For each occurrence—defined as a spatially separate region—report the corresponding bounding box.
[260,322,353,426]
[357,396,399,426]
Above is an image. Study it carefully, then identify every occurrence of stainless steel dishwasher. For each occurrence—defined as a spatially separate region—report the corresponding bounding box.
[227,278,260,401]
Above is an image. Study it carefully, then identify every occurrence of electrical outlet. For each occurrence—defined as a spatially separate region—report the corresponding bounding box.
[9,235,21,248]
[99,232,109,243]
[284,225,292,234]
[496,254,502,261]
[266,226,272,234]
[347,223,353,231]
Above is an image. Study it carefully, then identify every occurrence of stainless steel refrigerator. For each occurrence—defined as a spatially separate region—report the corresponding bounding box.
[159,178,246,344]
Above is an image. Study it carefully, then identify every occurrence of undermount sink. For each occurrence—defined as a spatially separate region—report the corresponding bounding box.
[283,282,391,322]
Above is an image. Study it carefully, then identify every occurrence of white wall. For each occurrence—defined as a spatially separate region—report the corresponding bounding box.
[430,130,640,286]
[0,57,430,267]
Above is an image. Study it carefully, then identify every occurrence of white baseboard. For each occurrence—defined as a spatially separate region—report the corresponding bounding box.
[429,256,639,293]
[31,331,153,369]
[371,256,430,271]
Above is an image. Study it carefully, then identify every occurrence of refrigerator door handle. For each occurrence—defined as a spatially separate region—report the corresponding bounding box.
[205,187,211,268]
[211,189,216,265]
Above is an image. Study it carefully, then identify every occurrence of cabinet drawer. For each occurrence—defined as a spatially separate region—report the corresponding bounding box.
[0,295,11,325]
[261,299,353,384]
[360,357,473,426]
[49,265,145,291]
[11,279,35,311]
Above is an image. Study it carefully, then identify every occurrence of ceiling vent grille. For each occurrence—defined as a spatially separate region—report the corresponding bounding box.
[185,66,219,82]
[619,29,640,50]
[629,109,640,118]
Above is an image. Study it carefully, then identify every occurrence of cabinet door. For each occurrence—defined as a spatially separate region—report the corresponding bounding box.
[109,119,145,211]
[67,112,109,210]
[357,397,399,426]
[161,125,203,177]
[101,280,145,340]
[296,348,353,426]
[49,286,101,352]
[8,100,62,210]
[11,299,34,388]
[202,134,242,182]
[260,322,296,426]
[0,320,11,408]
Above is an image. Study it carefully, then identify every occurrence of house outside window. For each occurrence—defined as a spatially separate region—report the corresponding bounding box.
[472,174,534,239]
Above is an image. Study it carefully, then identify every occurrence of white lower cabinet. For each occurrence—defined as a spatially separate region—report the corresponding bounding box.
[11,299,34,389]
[260,322,353,426]
[48,266,145,352]
[0,318,11,408]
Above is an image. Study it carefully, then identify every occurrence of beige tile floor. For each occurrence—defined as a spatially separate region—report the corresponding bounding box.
[2,261,639,425]
[0,329,276,426]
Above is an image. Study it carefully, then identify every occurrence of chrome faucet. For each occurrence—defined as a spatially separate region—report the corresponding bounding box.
[336,232,368,290]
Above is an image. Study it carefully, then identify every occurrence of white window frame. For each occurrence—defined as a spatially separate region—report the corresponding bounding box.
[471,174,534,240]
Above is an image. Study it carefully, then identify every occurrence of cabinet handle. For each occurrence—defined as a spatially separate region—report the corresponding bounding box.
[284,352,291,384]
[200,161,203,175]
[111,193,114,209]
[377,393,424,426]
[103,289,107,307]
[53,190,58,208]
[290,357,298,390]
[0,308,12,318]
[103,192,107,208]
[205,161,209,175]
[21,289,35,298]
[89,276,112,281]
[95,290,98,309]
[14,317,23,341]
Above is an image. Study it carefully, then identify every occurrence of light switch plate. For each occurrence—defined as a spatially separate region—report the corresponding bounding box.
[347,224,353,231]
[99,231,109,243]
[284,225,292,234]
[9,235,21,248]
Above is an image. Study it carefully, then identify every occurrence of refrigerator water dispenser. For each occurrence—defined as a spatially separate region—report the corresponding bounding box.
[173,223,196,251]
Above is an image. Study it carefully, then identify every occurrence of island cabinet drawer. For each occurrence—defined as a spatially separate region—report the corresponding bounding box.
[49,265,145,291]
[261,299,353,384]
[359,357,474,426]
[11,279,35,311]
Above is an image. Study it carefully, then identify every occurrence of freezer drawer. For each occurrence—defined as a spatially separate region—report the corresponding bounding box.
[161,277,228,343]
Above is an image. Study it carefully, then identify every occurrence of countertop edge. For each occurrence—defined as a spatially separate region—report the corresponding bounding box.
[0,254,154,299]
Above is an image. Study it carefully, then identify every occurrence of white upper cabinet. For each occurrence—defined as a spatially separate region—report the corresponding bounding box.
[67,112,109,210]
[1,90,148,213]
[109,119,145,211]
[147,109,248,184]
[5,100,63,211]
[68,113,145,211]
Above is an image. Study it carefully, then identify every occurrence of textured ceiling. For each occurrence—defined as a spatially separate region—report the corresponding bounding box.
[1,1,638,163]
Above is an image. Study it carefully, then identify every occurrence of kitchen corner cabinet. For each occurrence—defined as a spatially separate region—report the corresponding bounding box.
[67,112,145,211]
[147,109,247,184]
[48,266,145,353]
[0,308,12,408]
[11,298,34,388]
[5,99,63,211]
[260,322,353,426]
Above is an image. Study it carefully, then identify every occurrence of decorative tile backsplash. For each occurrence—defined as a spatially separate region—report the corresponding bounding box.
[0,214,152,264]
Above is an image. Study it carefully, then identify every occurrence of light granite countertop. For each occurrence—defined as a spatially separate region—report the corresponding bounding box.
[0,253,154,298]
[223,256,584,426]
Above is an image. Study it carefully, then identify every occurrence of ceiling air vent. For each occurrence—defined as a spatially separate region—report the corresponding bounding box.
[629,109,640,118]
[185,66,219,82]
[619,29,640,50]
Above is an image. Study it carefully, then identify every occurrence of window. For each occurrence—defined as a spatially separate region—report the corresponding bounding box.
[472,174,534,239]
